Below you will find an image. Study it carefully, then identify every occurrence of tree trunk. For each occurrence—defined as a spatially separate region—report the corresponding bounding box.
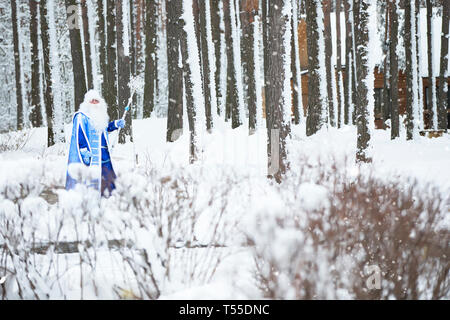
[210,0,222,111]
[241,0,258,133]
[335,0,343,127]
[438,0,449,130]
[323,0,334,126]
[389,0,400,139]
[405,0,419,140]
[305,0,326,136]
[166,0,184,142]
[291,0,301,125]
[97,0,107,97]
[106,0,118,119]
[426,0,437,129]
[65,0,87,111]
[116,0,132,144]
[382,3,391,128]
[353,0,372,163]
[265,0,291,182]
[11,0,24,130]
[41,1,55,146]
[223,0,239,125]
[198,0,213,131]
[344,0,352,125]
[29,0,42,128]
[81,0,93,90]
[143,0,158,118]
[181,0,204,163]
[416,0,424,130]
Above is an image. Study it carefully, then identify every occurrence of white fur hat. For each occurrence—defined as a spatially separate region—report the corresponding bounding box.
[83,89,103,103]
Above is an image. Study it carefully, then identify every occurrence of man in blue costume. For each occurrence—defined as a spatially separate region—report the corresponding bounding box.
[65,90,125,197]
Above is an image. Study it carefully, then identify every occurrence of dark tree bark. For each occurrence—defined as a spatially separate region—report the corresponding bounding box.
[323,0,334,127]
[389,0,400,139]
[264,0,290,182]
[415,0,423,129]
[210,0,222,111]
[438,0,449,129]
[405,0,421,140]
[426,0,437,129]
[353,0,372,163]
[198,0,213,131]
[116,0,132,144]
[335,0,342,127]
[305,0,325,136]
[105,0,118,119]
[344,0,352,125]
[81,0,93,90]
[192,0,202,63]
[405,0,414,140]
[180,2,199,163]
[143,0,158,118]
[41,1,55,146]
[130,1,136,78]
[65,0,87,111]
[29,0,42,128]
[382,2,391,127]
[166,0,184,142]
[291,0,300,125]
[223,0,239,126]
[97,0,107,97]
[11,0,24,130]
[241,0,258,132]
[136,0,144,75]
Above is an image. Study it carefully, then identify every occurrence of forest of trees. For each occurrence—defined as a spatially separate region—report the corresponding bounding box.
[0,0,449,180]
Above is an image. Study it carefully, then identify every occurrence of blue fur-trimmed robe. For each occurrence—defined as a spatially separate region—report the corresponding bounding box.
[65,112,120,197]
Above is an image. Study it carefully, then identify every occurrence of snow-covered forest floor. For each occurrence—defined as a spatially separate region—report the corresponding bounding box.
[0,119,449,299]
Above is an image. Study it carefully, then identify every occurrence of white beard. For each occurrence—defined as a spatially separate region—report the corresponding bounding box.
[79,100,109,132]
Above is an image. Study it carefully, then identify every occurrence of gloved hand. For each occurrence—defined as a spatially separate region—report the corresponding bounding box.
[116,119,125,129]
[80,148,93,165]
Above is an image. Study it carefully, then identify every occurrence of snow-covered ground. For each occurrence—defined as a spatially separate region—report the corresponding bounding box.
[0,118,449,299]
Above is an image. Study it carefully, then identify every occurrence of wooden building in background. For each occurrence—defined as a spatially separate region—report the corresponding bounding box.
[294,19,450,130]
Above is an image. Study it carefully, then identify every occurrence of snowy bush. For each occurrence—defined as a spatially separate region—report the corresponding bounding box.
[0,161,239,299]
[107,165,238,299]
[0,129,34,153]
[247,158,449,300]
